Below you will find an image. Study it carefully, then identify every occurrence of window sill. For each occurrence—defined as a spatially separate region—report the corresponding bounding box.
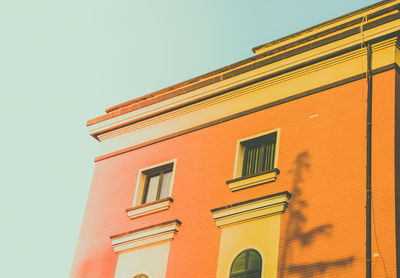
[226,168,280,192]
[126,197,173,219]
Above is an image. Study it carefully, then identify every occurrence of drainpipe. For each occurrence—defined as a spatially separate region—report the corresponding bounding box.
[366,42,372,278]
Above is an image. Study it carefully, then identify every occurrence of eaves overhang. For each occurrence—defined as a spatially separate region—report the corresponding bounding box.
[87,0,400,145]
[251,0,399,54]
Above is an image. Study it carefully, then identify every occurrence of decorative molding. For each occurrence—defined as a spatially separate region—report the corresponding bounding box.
[93,63,399,162]
[86,7,400,159]
[126,197,173,219]
[226,169,280,192]
[211,192,291,228]
[91,36,398,157]
[110,219,181,254]
[93,43,369,141]
[87,6,400,133]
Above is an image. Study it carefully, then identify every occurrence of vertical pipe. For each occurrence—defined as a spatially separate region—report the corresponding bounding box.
[366,43,372,278]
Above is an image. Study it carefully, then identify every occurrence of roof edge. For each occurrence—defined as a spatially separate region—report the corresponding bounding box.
[87,0,400,127]
[251,0,397,53]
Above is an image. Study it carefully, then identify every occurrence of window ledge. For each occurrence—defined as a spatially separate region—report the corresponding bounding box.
[126,197,173,219]
[226,168,280,192]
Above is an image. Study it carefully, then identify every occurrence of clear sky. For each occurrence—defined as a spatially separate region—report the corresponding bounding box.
[0,0,379,277]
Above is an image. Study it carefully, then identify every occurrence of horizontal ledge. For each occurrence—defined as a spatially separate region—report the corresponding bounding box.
[93,62,399,162]
[110,219,181,253]
[211,191,291,213]
[126,198,173,219]
[110,219,181,239]
[211,191,291,228]
[226,169,280,192]
[227,168,280,184]
[126,197,173,212]
[89,6,400,127]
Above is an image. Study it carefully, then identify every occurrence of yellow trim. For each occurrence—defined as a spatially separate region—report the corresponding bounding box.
[216,216,282,278]
[212,193,289,277]
[211,193,289,228]
[89,24,400,138]
[94,39,398,157]
[89,15,400,157]
[227,171,278,192]
[110,221,180,254]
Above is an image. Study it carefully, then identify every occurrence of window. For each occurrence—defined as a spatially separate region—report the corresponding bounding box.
[227,129,279,191]
[212,192,289,277]
[127,160,176,219]
[230,249,262,278]
[141,163,173,204]
[241,132,276,177]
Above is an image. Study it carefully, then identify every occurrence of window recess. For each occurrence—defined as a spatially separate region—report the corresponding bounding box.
[127,161,176,219]
[228,129,280,192]
[241,132,276,177]
[141,165,173,204]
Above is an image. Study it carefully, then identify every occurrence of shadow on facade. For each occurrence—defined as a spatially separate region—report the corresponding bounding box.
[278,151,355,278]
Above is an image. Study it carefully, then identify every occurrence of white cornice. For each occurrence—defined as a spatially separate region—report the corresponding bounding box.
[94,38,399,158]
[88,5,400,159]
[88,8,400,139]
[126,198,172,219]
[110,220,181,254]
[211,192,290,228]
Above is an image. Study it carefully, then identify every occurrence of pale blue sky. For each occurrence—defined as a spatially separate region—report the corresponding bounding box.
[0,0,378,277]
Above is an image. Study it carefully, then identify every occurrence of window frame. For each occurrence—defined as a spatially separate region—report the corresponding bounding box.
[141,164,173,204]
[133,159,177,207]
[241,132,277,177]
[233,128,280,179]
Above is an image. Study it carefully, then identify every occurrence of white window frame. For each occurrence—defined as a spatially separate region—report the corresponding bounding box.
[133,159,177,206]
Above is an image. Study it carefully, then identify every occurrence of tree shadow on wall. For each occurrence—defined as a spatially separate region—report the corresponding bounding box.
[278,151,355,278]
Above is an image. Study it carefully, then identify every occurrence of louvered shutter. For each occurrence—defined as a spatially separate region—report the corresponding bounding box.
[242,133,276,176]
[230,249,262,278]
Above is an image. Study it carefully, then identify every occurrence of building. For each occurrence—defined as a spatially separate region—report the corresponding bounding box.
[70,0,400,277]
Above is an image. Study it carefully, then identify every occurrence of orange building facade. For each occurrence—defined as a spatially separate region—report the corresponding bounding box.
[71,1,400,277]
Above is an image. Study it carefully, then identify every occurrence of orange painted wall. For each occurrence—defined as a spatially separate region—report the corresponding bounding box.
[395,70,400,275]
[70,69,398,278]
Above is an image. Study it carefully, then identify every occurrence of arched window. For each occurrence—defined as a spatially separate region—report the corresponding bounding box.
[230,249,262,278]
[133,274,148,278]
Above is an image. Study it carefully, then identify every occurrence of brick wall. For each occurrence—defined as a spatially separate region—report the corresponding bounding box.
[70,69,398,278]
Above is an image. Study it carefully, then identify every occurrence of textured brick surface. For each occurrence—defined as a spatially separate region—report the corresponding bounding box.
[70,70,397,278]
